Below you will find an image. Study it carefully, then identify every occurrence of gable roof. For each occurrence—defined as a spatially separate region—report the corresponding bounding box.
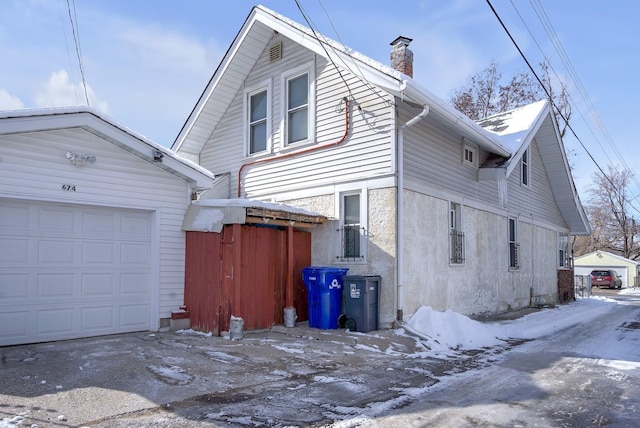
[0,107,214,191]
[171,5,510,159]
[479,100,591,235]
[575,250,640,266]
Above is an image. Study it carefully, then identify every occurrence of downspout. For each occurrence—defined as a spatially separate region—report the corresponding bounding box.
[396,97,429,323]
[237,97,350,198]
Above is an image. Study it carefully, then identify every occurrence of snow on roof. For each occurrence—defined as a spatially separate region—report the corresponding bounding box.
[477,99,548,153]
[194,198,323,217]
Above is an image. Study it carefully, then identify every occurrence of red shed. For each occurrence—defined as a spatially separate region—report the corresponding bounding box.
[181,199,326,335]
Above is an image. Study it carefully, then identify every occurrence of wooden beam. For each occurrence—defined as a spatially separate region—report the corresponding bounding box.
[245,216,320,229]
[286,225,294,308]
[245,207,326,224]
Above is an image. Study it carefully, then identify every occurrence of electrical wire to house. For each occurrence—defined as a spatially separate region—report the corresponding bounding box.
[485,0,640,216]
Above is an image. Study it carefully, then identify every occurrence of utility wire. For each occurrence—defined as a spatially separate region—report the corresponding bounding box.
[57,0,79,103]
[294,0,354,100]
[486,0,640,217]
[66,0,89,106]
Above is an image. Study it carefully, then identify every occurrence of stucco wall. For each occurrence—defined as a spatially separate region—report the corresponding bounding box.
[401,190,559,320]
[284,187,398,327]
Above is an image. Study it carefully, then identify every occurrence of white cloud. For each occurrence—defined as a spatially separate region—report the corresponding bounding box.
[34,70,109,113]
[0,89,25,110]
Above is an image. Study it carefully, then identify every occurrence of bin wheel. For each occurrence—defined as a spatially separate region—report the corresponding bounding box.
[345,318,357,332]
[337,314,347,328]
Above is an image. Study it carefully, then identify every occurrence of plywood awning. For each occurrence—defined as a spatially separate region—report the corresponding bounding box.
[182,199,326,232]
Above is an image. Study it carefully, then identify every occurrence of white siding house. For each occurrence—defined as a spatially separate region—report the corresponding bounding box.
[173,6,590,328]
[0,108,214,346]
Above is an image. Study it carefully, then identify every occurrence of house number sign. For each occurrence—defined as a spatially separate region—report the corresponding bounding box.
[61,184,77,191]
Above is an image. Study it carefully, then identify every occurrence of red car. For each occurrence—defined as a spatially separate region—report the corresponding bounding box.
[590,269,622,289]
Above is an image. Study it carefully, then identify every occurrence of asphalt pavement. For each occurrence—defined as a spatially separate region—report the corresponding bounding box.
[0,314,529,427]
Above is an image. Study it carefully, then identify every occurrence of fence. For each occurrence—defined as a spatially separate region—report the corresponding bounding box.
[574,274,592,298]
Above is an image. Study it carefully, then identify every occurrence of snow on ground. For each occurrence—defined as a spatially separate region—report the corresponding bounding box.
[403,294,623,353]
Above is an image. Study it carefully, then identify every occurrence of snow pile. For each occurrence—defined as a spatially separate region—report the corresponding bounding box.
[406,296,619,351]
[407,307,503,350]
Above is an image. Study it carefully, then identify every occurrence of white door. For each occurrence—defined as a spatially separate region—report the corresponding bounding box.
[0,199,152,346]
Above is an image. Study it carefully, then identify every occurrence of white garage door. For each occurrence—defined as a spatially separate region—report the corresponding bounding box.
[0,199,152,346]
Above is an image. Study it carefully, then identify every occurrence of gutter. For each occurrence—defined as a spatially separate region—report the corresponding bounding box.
[396,91,429,322]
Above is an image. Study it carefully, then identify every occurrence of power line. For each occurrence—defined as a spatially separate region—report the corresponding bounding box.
[486,0,640,218]
[66,0,89,106]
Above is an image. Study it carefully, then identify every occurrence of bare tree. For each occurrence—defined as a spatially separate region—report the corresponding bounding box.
[573,166,640,259]
[450,61,572,136]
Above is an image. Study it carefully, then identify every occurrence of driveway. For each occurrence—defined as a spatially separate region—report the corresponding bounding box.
[1,324,501,427]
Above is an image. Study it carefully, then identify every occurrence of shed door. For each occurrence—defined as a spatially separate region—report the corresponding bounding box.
[0,199,152,346]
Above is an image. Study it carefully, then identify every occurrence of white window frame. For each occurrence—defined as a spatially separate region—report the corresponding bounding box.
[449,202,465,265]
[462,140,478,168]
[243,80,272,157]
[335,188,367,263]
[558,232,570,268]
[508,216,519,269]
[521,148,530,187]
[281,62,316,147]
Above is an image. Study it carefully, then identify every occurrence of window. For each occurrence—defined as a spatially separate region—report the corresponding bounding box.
[521,148,530,186]
[338,192,366,261]
[509,217,519,269]
[559,233,570,268]
[244,82,271,155]
[287,73,308,144]
[450,202,464,264]
[462,140,477,167]
[282,63,315,146]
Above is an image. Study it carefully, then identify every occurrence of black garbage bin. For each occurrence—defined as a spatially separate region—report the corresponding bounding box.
[342,275,380,333]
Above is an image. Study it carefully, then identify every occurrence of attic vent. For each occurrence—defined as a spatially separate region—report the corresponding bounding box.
[269,42,282,62]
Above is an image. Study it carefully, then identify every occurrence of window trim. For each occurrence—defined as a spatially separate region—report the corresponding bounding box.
[508,216,520,269]
[558,232,570,269]
[449,201,465,265]
[521,148,530,187]
[281,62,316,147]
[462,140,478,168]
[243,80,272,157]
[335,188,367,263]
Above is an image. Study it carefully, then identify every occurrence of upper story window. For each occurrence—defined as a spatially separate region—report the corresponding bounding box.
[509,217,519,269]
[462,140,478,168]
[282,62,315,146]
[521,148,530,186]
[244,81,271,156]
[287,73,308,143]
[450,202,465,264]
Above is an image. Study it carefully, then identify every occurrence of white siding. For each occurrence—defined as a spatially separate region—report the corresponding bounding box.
[403,107,566,230]
[199,35,395,198]
[0,128,192,326]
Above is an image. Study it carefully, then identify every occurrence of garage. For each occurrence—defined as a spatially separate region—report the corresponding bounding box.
[0,200,152,345]
[0,107,213,346]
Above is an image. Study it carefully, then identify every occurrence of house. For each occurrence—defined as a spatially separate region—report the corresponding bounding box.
[0,107,214,346]
[575,251,640,288]
[172,5,590,329]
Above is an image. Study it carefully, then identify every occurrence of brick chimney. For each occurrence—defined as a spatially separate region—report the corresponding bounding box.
[390,36,413,77]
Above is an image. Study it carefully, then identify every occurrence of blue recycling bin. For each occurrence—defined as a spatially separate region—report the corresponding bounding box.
[302,266,349,329]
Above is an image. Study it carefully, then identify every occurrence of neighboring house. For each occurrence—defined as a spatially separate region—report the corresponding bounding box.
[575,251,640,288]
[172,5,590,329]
[0,107,214,346]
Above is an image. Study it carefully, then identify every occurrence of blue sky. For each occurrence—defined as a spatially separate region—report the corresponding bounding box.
[1,0,638,200]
